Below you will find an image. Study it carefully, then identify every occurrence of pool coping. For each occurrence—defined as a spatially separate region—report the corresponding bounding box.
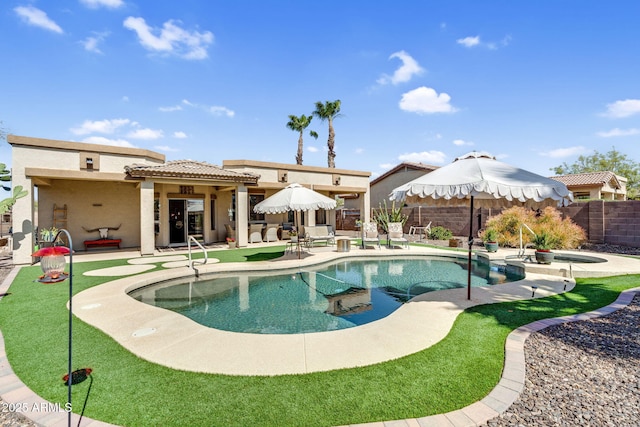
[72,246,576,376]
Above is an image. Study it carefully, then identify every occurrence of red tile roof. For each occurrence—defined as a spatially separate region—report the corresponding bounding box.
[550,171,624,188]
[125,160,259,183]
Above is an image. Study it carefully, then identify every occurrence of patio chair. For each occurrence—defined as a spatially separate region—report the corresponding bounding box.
[264,224,279,242]
[387,222,409,249]
[249,224,263,243]
[362,221,380,249]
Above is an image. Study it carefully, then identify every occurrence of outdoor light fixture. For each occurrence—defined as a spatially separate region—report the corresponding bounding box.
[531,285,538,298]
[32,229,90,427]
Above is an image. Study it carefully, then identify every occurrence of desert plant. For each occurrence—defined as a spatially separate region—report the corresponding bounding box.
[532,232,556,250]
[482,228,499,242]
[428,226,453,240]
[372,200,408,233]
[485,206,586,249]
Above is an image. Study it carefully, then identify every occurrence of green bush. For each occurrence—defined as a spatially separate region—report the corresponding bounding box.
[428,226,453,240]
[485,206,586,249]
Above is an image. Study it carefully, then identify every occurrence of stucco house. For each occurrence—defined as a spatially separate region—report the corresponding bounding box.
[551,171,627,201]
[9,135,370,264]
[368,162,439,210]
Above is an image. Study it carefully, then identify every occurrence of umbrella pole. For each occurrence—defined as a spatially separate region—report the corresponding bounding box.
[467,196,474,300]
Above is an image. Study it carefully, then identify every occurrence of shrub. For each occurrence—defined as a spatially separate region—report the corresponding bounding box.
[485,206,586,249]
[429,226,453,240]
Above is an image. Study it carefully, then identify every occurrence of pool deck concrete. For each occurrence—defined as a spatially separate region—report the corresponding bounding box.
[2,241,640,426]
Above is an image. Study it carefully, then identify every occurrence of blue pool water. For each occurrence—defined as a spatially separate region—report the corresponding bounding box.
[129,256,524,334]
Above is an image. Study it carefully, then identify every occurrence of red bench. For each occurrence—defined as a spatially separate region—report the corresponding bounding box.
[84,239,121,250]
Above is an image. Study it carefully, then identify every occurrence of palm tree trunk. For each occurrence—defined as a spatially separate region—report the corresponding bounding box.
[327,119,336,168]
[296,131,304,165]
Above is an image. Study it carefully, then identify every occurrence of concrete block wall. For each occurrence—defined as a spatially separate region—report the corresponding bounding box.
[604,200,640,247]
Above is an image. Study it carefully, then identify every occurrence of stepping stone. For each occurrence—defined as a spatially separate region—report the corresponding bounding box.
[127,255,188,265]
[83,264,156,277]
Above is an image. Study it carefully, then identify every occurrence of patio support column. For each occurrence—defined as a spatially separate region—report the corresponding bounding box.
[10,176,35,265]
[140,180,155,256]
[361,187,371,223]
[236,185,248,247]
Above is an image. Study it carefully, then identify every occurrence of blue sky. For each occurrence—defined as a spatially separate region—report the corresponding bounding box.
[2,0,640,179]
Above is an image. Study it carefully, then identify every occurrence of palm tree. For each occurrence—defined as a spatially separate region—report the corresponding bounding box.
[313,100,342,168]
[286,114,318,165]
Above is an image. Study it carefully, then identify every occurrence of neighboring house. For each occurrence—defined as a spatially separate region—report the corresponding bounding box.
[368,162,439,209]
[9,135,370,264]
[551,171,627,201]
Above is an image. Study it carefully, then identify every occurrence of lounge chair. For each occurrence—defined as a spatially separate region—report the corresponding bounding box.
[408,221,432,240]
[249,224,263,243]
[362,221,380,249]
[387,222,409,249]
[264,224,279,242]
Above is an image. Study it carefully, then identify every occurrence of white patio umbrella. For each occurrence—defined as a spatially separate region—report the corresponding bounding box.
[253,183,337,258]
[389,151,573,299]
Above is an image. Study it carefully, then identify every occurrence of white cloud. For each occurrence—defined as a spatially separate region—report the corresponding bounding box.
[166,99,234,117]
[379,163,396,170]
[399,86,458,114]
[80,0,124,8]
[539,146,587,158]
[123,17,214,60]
[154,145,180,152]
[14,6,63,34]
[81,31,109,54]
[457,36,480,47]
[354,148,364,154]
[602,99,640,118]
[82,136,135,148]
[173,131,187,139]
[307,146,319,153]
[208,106,235,117]
[458,34,510,50]
[398,150,447,164]
[159,104,183,112]
[70,118,131,135]
[453,139,473,146]
[597,127,640,137]
[127,128,164,140]
[377,51,424,85]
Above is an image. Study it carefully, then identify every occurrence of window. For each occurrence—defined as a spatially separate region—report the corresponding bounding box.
[249,194,265,222]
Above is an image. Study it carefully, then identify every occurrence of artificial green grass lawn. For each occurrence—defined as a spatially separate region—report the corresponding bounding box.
[1,247,638,426]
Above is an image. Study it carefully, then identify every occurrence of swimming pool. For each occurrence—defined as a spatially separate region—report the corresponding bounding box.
[129,256,524,334]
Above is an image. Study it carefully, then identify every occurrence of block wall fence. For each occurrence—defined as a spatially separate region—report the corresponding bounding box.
[338,200,640,248]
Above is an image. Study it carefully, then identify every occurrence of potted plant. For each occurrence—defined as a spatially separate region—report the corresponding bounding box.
[482,228,499,252]
[532,232,555,264]
[226,237,236,249]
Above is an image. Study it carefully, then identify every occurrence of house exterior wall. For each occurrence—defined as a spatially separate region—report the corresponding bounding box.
[38,180,140,248]
[9,135,165,264]
[370,169,432,210]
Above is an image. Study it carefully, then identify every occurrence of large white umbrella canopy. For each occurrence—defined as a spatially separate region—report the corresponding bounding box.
[389,151,573,300]
[254,183,336,258]
[253,183,337,213]
[390,151,573,208]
